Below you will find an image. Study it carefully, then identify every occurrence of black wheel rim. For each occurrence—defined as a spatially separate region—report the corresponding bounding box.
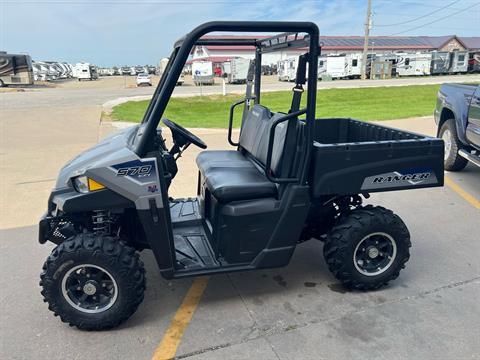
[61,264,118,313]
[353,232,397,276]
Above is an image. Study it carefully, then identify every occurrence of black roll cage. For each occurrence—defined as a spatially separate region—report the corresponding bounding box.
[136,21,319,185]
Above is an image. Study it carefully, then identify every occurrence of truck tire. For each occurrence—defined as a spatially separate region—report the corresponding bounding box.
[323,205,411,290]
[439,119,468,171]
[40,234,146,330]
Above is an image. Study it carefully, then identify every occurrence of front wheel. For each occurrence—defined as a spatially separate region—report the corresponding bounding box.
[40,234,146,330]
[323,205,411,290]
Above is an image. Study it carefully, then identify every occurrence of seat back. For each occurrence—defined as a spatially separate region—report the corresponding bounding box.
[238,104,291,175]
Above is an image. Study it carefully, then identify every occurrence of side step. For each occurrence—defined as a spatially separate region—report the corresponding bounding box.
[173,228,219,270]
[459,149,480,167]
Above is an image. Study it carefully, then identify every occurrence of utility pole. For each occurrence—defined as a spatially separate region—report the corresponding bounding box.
[361,0,372,80]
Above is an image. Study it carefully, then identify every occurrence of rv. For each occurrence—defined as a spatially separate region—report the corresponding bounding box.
[325,55,348,79]
[135,65,146,75]
[227,57,250,84]
[468,51,480,73]
[158,58,170,75]
[396,53,431,76]
[74,63,98,81]
[449,51,469,73]
[318,56,327,78]
[0,52,34,87]
[431,51,450,75]
[278,58,297,81]
[346,53,362,78]
[192,61,214,85]
[372,54,399,77]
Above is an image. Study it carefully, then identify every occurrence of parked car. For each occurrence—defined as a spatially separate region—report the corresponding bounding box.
[435,83,480,171]
[136,72,152,86]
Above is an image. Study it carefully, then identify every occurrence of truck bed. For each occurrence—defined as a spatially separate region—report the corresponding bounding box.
[310,118,444,196]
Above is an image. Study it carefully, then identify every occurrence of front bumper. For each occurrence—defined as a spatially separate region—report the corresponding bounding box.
[38,212,54,244]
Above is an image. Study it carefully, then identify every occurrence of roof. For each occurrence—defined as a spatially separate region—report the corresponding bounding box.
[195,35,480,52]
[459,37,480,50]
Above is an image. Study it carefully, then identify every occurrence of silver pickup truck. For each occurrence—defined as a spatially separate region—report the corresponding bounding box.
[435,83,480,171]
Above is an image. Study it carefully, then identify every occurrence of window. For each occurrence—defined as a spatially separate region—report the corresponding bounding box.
[352,59,358,67]
[319,60,324,66]
[405,58,410,66]
[458,55,465,62]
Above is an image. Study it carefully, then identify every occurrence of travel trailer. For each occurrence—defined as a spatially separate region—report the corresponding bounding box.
[318,56,327,78]
[396,53,432,76]
[158,58,170,75]
[345,53,362,78]
[192,61,214,85]
[449,51,469,73]
[431,51,450,74]
[325,55,348,79]
[278,58,297,81]
[0,52,34,86]
[74,63,98,81]
[227,57,250,84]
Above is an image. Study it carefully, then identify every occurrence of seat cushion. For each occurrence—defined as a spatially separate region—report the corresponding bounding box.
[203,166,277,203]
[196,150,254,175]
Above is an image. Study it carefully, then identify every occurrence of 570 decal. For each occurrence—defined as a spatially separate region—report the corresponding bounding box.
[116,165,152,177]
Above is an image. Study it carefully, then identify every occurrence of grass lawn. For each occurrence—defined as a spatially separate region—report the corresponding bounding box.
[110,84,442,128]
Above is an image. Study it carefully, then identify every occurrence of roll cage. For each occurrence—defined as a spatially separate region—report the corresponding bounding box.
[136,21,320,184]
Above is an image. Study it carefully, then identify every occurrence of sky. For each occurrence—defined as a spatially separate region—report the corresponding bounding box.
[1,0,479,66]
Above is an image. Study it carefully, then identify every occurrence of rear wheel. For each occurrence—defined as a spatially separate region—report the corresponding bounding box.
[439,119,468,171]
[323,205,411,290]
[40,234,146,330]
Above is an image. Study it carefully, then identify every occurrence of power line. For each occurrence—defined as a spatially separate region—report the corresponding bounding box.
[389,2,480,36]
[375,0,461,26]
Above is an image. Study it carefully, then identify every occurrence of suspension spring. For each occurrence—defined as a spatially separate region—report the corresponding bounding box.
[92,210,111,235]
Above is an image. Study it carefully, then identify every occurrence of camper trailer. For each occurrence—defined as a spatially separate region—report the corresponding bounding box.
[396,53,431,76]
[74,63,98,81]
[325,55,348,79]
[32,62,47,81]
[468,52,480,73]
[431,52,450,75]
[449,51,469,73]
[192,61,214,85]
[0,52,34,87]
[318,56,327,78]
[346,53,362,78]
[278,58,297,81]
[373,54,398,77]
[227,57,250,84]
[158,58,170,76]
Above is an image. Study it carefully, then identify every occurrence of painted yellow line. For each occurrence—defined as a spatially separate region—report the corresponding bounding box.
[152,277,210,360]
[445,176,480,210]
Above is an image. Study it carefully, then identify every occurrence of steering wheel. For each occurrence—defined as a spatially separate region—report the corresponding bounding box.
[162,118,207,149]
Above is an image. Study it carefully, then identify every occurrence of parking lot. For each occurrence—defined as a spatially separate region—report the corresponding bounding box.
[1,78,479,360]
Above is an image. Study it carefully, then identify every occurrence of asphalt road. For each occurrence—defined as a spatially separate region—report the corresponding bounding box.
[1,79,479,360]
[1,73,479,109]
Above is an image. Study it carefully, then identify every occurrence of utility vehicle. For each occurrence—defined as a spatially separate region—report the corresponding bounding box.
[39,21,444,330]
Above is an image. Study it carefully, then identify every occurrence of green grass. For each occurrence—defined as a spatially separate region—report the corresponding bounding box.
[110,84,442,127]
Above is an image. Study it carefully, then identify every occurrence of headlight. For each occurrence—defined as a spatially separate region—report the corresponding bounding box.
[73,176,105,193]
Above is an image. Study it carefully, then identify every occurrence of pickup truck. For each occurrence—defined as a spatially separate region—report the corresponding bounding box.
[435,83,480,171]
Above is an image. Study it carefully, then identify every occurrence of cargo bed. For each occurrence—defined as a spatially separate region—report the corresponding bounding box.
[310,118,444,196]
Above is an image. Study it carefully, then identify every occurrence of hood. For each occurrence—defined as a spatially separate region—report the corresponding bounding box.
[55,125,139,189]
